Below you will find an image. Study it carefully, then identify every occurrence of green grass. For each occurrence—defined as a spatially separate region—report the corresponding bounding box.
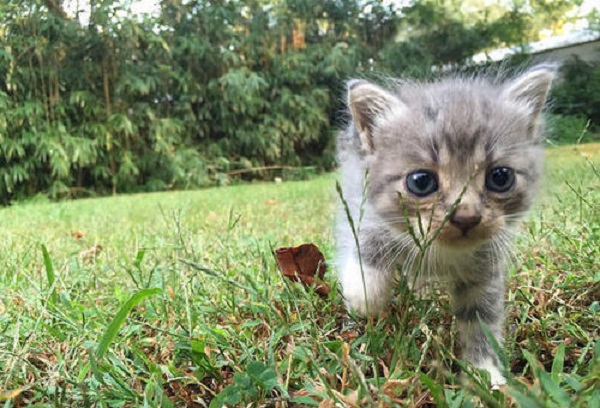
[1,144,598,407]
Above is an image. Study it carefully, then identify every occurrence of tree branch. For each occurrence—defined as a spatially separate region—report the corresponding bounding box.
[43,0,69,19]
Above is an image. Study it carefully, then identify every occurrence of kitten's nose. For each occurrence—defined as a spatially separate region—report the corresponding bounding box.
[450,212,482,234]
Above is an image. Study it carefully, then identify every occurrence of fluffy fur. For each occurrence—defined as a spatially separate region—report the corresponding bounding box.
[336,66,556,386]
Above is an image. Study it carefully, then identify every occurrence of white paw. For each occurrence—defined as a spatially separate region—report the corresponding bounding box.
[476,358,506,389]
[339,257,391,317]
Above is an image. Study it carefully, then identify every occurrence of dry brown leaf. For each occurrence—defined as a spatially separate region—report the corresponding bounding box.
[319,389,363,408]
[275,243,330,296]
[0,386,28,401]
[295,385,368,408]
[340,329,360,342]
[79,244,103,262]
[71,230,85,239]
[382,377,413,401]
[378,357,390,378]
[263,199,280,206]
[318,399,336,408]
[291,388,319,401]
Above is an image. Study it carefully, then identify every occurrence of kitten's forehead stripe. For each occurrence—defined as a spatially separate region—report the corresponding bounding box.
[425,106,439,121]
[425,136,439,164]
[441,130,480,159]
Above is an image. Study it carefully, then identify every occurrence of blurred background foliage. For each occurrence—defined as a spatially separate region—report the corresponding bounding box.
[0,0,597,203]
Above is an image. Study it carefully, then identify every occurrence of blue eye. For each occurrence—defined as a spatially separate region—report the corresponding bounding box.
[406,171,438,197]
[486,167,515,193]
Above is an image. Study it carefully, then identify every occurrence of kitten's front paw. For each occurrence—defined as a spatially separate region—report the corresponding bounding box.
[476,358,506,389]
[339,258,391,317]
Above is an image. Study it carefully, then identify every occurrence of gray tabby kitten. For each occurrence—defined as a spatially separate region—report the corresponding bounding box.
[336,66,555,386]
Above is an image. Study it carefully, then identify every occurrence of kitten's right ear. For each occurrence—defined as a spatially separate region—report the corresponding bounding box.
[503,64,557,118]
[348,80,400,154]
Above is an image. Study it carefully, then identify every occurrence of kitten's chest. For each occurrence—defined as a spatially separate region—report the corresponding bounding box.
[399,244,484,283]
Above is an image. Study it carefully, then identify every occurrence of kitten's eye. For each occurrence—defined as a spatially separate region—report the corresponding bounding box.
[406,171,438,197]
[486,167,515,193]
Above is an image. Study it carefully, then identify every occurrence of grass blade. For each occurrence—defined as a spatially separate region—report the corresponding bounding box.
[507,389,544,408]
[551,342,565,383]
[96,288,162,359]
[479,316,508,372]
[180,259,258,294]
[41,244,58,305]
[419,373,449,408]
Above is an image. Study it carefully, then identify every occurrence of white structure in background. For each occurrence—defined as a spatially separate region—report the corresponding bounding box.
[64,0,160,25]
[473,29,600,64]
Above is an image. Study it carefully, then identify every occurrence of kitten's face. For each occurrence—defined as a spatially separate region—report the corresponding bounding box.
[348,68,554,248]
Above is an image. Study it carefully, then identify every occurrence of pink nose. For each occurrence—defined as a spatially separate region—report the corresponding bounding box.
[450,213,482,234]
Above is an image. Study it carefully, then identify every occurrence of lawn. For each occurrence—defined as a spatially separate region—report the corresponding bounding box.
[1,144,598,407]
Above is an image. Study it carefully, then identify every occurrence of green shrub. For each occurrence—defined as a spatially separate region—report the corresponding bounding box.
[546,114,595,145]
[0,0,589,204]
[551,57,600,132]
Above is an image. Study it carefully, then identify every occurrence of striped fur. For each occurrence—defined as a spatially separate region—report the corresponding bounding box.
[336,66,556,386]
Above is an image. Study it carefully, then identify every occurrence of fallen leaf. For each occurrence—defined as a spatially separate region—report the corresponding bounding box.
[294,386,364,408]
[382,377,413,400]
[340,329,360,342]
[318,399,336,408]
[263,198,279,206]
[378,357,390,378]
[71,230,85,239]
[275,243,326,279]
[0,386,27,401]
[275,243,330,296]
[79,244,103,262]
[319,389,362,408]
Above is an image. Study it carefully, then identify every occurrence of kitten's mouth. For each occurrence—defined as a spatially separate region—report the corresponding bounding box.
[433,226,492,247]
[402,220,496,248]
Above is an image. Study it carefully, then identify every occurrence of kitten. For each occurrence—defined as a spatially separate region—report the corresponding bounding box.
[336,66,555,386]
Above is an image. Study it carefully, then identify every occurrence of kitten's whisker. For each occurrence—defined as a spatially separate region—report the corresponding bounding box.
[498,230,519,264]
[384,218,409,223]
[405,245,424,285]
[498,212,531,221]
[378,238,404,270]
[370,232,413,274]
[421,245,436,285]
[382,235,414,273]
[490,239,503,270]
[386,221,409,229]
[489,230,517,267]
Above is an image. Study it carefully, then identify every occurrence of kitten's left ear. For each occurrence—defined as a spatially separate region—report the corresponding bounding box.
[503,64,557,118]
